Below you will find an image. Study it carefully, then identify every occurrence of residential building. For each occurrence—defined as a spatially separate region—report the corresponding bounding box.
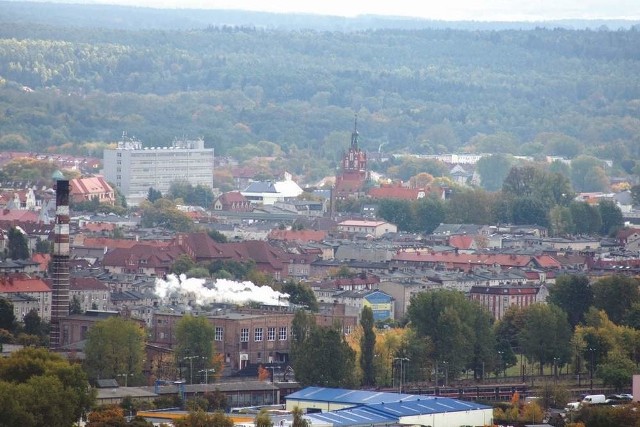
[337,220,397,238]
[213,191,252,212]
[0,273,52,321]
[69,276,110,312]
[103,135,214,206]
[469,283,549,320]
[69,176,115,206]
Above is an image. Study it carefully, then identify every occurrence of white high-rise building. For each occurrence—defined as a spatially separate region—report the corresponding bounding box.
[103,135,214,206]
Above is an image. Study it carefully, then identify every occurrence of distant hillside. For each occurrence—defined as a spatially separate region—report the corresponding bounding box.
[0,2,639,183]
[1,1,639,31]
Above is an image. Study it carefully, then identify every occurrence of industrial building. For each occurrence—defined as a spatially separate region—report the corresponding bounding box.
[286,387,493,427]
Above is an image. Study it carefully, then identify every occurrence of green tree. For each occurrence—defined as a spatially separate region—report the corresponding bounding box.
[84,317,146,383]
[175,315,215,384]
[377,199,413,231]
[291,406,309,427]
[207,230,228,243]
[0,347,95,426]
[414,197,446,234]
[597,349,635,391]
[281,281,318,311]
[518,304,572,375]
[70,295,83,315]
[34,238,52,254]
[445,188,496,224]
[359,306,376,387]
[569,201,602,235]
[255,409,273,427]
[592,276,640,325]
[22,309,42,337]
[174,410,234,427]
[0,298,17,333]
[292,323,356,388]
[407,289,495,382]
[571,155,609,192]
[172,254,196,275]
[548,275,593,329]
[7,226,30,260]
[147,187,162,202]
[631,184,640,206]
[598,199,624,235]
[476,154,514,191]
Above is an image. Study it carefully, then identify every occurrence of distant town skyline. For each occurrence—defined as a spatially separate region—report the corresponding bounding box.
[32,0,640,21]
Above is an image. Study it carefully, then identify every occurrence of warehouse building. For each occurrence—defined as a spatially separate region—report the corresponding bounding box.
[286,387,493,427]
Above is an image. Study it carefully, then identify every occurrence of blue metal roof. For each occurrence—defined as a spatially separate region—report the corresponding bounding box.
[306,406,398,427]
[287,387,420,405]
[364,396,491,417]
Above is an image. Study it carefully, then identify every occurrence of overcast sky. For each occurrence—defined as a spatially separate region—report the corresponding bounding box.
[84,0,640,21]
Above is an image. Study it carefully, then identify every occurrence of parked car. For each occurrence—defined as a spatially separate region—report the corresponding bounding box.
[581,394,606,405]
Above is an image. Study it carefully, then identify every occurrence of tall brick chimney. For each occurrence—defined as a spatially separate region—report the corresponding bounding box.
[50,176,70,348]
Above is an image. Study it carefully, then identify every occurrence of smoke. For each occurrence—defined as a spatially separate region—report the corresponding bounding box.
[154,274,289,307]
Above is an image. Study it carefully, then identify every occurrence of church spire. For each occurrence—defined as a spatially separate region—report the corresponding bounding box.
[350,114,359,150]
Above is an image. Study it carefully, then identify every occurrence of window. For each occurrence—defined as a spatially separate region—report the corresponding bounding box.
[215,327,223,341]
[267,327,276,341]
[240,328,249,342]
[278,326,287,341]
[254,327,263,342]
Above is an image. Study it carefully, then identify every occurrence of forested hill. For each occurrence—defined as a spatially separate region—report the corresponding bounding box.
[2,1,638,31]
[1,3,640,182]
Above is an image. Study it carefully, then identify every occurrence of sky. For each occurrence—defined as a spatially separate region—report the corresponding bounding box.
[83,0,640,21]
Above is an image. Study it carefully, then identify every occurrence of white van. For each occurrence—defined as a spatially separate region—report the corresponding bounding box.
[581,394,606,405]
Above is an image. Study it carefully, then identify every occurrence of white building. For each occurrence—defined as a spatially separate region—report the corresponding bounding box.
[102,135,214,206]
[337,219,397,237]
[241,172,303,206]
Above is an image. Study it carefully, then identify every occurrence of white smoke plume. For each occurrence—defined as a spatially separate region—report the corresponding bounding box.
[154,274,289,307]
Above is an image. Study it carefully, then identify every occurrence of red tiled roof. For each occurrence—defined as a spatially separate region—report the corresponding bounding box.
[448,235,475,250]
[368,185,430,200]
[70,277,108,291]
[32,253,51,270]
[0,209,39,222]
[219,191,247,203]
[0,274,51,293]
[80,237,169,250]
[393,251,561,269]
[70,176,113,196]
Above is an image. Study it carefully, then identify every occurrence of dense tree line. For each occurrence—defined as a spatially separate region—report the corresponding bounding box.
[1,19,640,184]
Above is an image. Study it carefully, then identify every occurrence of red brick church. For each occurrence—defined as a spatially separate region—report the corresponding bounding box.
[334,116,370,200]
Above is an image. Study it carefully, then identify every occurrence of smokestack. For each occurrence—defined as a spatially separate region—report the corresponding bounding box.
[50,177,70,349]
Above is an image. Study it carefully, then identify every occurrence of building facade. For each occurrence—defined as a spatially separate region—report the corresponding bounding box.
[103,135,214,206]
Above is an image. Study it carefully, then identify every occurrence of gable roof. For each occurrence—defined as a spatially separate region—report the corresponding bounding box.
[70,176,113,197]
[0,274,51,293]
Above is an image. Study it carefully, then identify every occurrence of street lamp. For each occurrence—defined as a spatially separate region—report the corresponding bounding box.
[588,347,596,391]
[266,366,279,404]
[553,357,560,384]
[393,357,410,393]
[442,361,448,387]
[198,368,216,385]
[183,356,201,385]
[497,351,504,379]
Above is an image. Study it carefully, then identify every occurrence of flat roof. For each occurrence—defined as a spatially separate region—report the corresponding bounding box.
[286,387,420,405]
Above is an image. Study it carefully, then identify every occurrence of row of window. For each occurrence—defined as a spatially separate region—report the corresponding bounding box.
[234,326,288,343]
